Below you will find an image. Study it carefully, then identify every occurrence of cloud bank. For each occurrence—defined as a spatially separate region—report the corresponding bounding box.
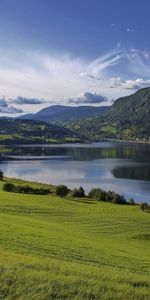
[14,96,46,105]
[108,77,150,89]
[65,92,108,105]
[0,98,23,114]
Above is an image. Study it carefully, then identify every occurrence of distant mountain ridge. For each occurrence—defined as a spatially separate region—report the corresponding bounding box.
[1,87,150,143]
[20,105,110,122]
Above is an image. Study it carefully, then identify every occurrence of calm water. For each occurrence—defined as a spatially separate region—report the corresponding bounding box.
[0,142,150,203]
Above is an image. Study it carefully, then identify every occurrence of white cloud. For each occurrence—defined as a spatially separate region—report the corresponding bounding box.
[127,48,150,76]
[0,46,150,116]
[82,48,122,81]
[64,92,108,105]
[108,77,150,89]
[124,78,150,89]
[0,48,123,115]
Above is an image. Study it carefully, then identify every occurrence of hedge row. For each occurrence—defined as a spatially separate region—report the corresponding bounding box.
[55,185,131,205]
[3,181,137,206]
[3,182,50,195]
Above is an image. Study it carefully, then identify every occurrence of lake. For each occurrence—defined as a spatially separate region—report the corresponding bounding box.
[0,142,150,203]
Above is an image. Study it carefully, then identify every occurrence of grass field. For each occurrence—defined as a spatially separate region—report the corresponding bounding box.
[0,179,150,299]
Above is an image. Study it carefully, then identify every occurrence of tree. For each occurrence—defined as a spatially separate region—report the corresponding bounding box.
[140,202,148,211]
[128,198,135,205]
[88,188,106,201]
[77,186,85,197]
[70,186,85,198]
[111,194,126,205]
[0,169,4,180]
[56,185,69,197]
[3,182,14,192]
[88,188,98,198]
[88,188,127,204]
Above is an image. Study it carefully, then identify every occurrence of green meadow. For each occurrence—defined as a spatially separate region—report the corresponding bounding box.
[0,179,150,300]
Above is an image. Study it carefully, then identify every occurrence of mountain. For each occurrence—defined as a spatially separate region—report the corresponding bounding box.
[62,87,150,142]
[109,87,150,138]
[20,105,110,123]
[110,87,150,122]
[1,88,150,144]
[0,118,82,144]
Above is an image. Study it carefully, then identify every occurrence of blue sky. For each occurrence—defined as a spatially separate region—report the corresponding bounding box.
[0,0,150,115]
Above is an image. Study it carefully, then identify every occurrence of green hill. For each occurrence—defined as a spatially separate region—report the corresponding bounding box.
[109,87,150,139]
[111,87,150,121]
[0,178,149,299]
[64,88,150,142]
[1,88,150,143]
[0,118,82,144]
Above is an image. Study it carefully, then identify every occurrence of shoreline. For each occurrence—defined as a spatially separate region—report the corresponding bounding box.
[1,176,142,206]
[0,138,150,146]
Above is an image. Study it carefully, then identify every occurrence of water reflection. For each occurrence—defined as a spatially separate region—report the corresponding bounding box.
[0,142,150,203]
[1,142,150,162]
[112,165,150,181]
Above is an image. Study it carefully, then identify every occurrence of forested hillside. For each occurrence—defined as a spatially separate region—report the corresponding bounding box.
[62,88,150,142]
[0,119,82,144]
[1,88,150,143]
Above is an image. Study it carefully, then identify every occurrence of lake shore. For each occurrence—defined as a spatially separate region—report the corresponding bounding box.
[0,142,150,204]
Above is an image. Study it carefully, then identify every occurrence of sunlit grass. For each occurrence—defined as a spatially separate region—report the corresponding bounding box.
[0,179,149,299]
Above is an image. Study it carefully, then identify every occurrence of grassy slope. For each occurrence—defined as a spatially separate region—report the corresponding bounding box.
[0,179,150,300]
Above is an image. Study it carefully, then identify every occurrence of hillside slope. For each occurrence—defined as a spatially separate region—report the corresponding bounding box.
[0,118,81,144]
[109,87,150,138]
[64,88,150,141]
[0,178,149,299]
[1,88,150,143]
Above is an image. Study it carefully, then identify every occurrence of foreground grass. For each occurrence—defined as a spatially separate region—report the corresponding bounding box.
[0,179,150,299]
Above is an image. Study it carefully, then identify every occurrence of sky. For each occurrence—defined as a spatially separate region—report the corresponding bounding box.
[0,0,150,115]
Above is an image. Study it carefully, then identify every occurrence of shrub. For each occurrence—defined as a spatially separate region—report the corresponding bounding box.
[111,194,126,205]
[0,170,4,180]
[105,191,115,202]
[140,202,150,211]
[128,198,135,205]
[69,188,79,197]
[35,188,50,195]
[3,182,50,195]
[22,185,33,194]
[89,188,127,204]
[13,185,23,193]
[56,185,69,197]
[77,186,85,197]
[88,188,106,201]
[88,188,98,198]
[3,182,15,192]
[70,186,85,198]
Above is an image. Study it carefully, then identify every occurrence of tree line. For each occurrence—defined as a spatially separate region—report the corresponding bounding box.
[1,169,149,211]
